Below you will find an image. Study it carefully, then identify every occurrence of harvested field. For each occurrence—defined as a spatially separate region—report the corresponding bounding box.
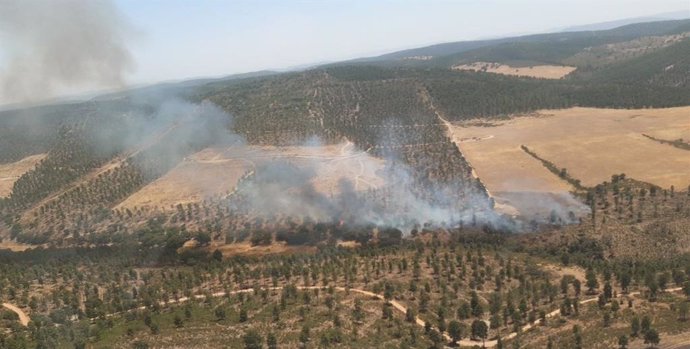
[0,154,45,197]
[452,61,576,79]
[116,148,252,209]
[117,141,386,209]
[447,106,690,219]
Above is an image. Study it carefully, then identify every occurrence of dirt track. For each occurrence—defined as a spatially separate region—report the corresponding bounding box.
[2,303,30,326]
[97,282,688,347]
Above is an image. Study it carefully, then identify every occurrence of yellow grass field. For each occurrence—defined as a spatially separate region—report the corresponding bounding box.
[117,141,386,209]
[211,241,317,257]
[452,62,577,79]
[0,154,45,197]
[447,107,690,218]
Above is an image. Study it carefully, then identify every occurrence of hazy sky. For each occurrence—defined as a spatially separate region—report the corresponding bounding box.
[118,0,690,84]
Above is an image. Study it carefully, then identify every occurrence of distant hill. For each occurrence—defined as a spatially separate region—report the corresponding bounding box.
[346,19,690,68]
[561,10,690,32]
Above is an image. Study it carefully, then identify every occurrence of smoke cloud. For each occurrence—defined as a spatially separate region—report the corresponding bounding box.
[225,124,505,233]
[110,95,502,233]
[0,0,134,105]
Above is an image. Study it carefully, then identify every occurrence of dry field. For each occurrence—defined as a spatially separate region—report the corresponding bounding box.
[0,154,45,197]
[210,241,317,257]
[116,147,253,209]
[447,107,690,219]
[452,61,576,79]
[117,141,386,209]
[0,239,39,252]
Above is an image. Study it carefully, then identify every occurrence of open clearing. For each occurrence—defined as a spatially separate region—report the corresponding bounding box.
[452,61,576,79]
[0,239,38,252]
[447,107,690,219]
[211,241,318,257]
[117,141,386,209]
[0,154,45,197]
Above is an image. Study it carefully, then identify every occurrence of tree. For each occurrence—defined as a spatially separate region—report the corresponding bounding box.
[560,276,570,294]
[243,330,263,349]
[457,301,471,319]
[174,315,183,328]
[352,299,364,323]
[132,341,149,349]
[646,273,659,301]
[428,329,443,349]
[239,308,248,322]
[641,316,651,335]
[299,325,310,345]
[195,232,211,246]
[215,307,226,321]
[384,282,394,301]
[212,249,223,261]
[586,268,599,293]
[643,328,660,347]
[618,335,628,349]
[448,320,465,345]
[471,320,488,346]
[272,304,280,322]
[620,272,631,293]
[573,279,582,296]
[382,303,393,320]
[405,308,416,323]
[631,316,640,337]
[149,322,159,335]
[658,272,670,291]
[604,282,613,301]
[573,325,583,349]
[679,301,689,322]
[603,312,611,327]
[470,291,484,318]
[267,333,277,349]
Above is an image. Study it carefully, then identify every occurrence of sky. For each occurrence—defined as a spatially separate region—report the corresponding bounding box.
[118,0,690,84]
[0,0,689,105]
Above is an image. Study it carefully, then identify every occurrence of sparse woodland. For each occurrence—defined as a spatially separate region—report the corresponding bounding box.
[0,19,690,349]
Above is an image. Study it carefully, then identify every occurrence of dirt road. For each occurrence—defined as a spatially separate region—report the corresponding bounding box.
[2,303,30,326]
[94,283,686,348]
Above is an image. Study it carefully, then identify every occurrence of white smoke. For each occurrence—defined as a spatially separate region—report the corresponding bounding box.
[0,0,135,105]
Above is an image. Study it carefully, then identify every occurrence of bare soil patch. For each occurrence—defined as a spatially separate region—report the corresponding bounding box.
[212,241,317,257]
[0,239,39,252]
[539,263,587,282]
[452,62,576,79]
[0,154,45,197]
